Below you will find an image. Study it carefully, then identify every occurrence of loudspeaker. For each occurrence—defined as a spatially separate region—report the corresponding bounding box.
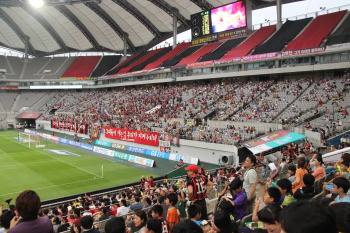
[220,154,233,164]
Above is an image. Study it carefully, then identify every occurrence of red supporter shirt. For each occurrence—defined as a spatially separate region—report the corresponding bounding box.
[187,174,208,201]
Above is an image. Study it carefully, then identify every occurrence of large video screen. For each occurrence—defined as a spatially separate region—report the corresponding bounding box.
[211,1,247,34]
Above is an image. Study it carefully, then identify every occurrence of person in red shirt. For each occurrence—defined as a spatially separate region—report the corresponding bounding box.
[185,165,214,220]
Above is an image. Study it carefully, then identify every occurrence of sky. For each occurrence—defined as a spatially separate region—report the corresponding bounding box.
[1,0,349,56]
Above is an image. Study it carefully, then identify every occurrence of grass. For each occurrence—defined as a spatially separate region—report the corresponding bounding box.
[0,131,157,203]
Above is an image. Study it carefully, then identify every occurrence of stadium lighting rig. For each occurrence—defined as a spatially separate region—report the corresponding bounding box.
[0,0,101,7]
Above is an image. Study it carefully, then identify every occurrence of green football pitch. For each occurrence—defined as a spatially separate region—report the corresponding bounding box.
[0,131,157,203]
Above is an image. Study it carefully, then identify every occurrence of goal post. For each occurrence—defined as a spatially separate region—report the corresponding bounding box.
[18,132,46,149]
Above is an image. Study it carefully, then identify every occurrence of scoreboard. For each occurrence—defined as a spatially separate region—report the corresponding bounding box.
[191,11,211,38]
[191,1,247,40]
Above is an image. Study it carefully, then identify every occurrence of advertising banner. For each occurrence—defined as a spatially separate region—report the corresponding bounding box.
[51,120,88,134]
[242,130,307,154]
[242,52,280,61]
[281,47,325,57]
[104,127,159,147]
[187,61,214,68]
[16,112,42,119]
[159,133,171,153]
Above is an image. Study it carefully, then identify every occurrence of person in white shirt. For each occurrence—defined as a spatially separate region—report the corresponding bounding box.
[117,200,129,217]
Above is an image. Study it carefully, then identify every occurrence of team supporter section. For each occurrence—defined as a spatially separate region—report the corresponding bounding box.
[61,56,101,77]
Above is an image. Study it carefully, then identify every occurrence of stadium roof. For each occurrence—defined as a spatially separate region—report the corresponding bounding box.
[0,0,303,57]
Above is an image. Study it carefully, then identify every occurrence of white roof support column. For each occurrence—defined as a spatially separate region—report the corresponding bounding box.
[172,7,178,49]
[276,0,283,30]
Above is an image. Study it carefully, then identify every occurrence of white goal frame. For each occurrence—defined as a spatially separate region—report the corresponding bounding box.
[18,132,45,148]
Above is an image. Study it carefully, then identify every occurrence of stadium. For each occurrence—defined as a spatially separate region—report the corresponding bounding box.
[0,0,350,232]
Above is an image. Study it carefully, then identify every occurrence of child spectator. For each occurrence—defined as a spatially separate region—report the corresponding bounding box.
[150,205,170,233]
[175,187,187,220]
[287,164,296,183]
[292,158,308,193]
[165,193,179,230]
[104,217,126,233]
[187,204,202,226]
[271,178,293,206]
[330,177,350,204]
[145,218,162,233]
[293,173,316,201]
[252,186,281,222]
[221,178,247,220]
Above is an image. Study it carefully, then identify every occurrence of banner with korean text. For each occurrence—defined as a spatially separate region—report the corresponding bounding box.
[104,127,159,147]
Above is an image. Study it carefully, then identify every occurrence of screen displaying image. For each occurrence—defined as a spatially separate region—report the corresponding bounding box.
[211,1,246,33]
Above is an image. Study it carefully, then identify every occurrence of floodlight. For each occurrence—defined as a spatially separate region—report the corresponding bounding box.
[28,0,44,8]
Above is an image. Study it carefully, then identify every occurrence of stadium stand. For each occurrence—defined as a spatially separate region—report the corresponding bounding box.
[0,56,12,74]
[6,56,24,78]
[118,48,167,74]
[222,25,276,59]
[252,18,312,55]
[14,92,47,111]
[39,57,75,79]
[285,11,347,51]
[90,56,122,77]
[161,45,203,67]
[325,12,350,45]
[143,42,192,70]
[21,57,51,79]
[104,53,142,75]
[128,47,172,72]
[61,56,101,77]
[0,92,18,111]
[177,42,222,65]
[197,37,247,62]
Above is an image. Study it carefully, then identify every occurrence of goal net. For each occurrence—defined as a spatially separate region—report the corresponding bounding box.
[18,132,46,148]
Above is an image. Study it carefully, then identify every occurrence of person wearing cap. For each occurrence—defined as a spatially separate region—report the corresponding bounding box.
[185,165,214,220]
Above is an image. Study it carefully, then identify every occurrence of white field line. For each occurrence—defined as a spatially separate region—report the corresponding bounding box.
[0,160,56,168]
[0,135,102,178]
[0,147,7,154]
[0,177,102,197]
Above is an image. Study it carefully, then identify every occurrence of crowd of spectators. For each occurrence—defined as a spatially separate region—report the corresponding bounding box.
[1,139,350,233]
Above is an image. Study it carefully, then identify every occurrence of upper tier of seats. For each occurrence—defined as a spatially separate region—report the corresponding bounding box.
[22,57,51,79]
[129,47,172,72]
[104,53,142,76]
[285,11,347,51]
[325,13,350,45]
[198,37,246,62]
[177,42,222,65]
[161,45,203,67]
[62,56,101,77]
[222,25,276,59]
[143,42,192,70]
[90,56,122,77]
[118,48,167,74]
[252,18,312,55]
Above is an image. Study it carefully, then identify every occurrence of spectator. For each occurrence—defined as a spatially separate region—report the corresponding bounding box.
[210,210,238,233]
[116,200,129,217]
[256,204,282,233]
[172,219,203,233]
[242,155,257,214]
[104,217,126,233]
[273,178,293,206]
[73,209,82,227]
[175,187,187,220]
[312,156,325,181]
[150,205,170,233]
[175,159,184,169]
[145,218,162,233]
[280,201,337,233]
[80,216,99,233]
[187,204,202,226]
[130,196,143,212]
[330,177,350,204]
[51,216,60,233]
[292,158,308,193]
[165,193,179,230]
[98,207,109,221]
[328,202,350,233]
[126,210,147,233]
[0,210,16,233]
[8,190,54,233]
[287,164,296,183]
[221,178,247,220]
[185,165,214,220]
[293,173,316,201]
[252,187,281,222]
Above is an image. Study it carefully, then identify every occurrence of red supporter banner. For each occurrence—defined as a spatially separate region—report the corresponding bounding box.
[281,47,325,57]
[0,87,18,90]
[104,127,159,147]
[16,112,42,119]
[187,61,214,68]
[50,136,60,142]
[51,120,88,134]
[242,52,280,61]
